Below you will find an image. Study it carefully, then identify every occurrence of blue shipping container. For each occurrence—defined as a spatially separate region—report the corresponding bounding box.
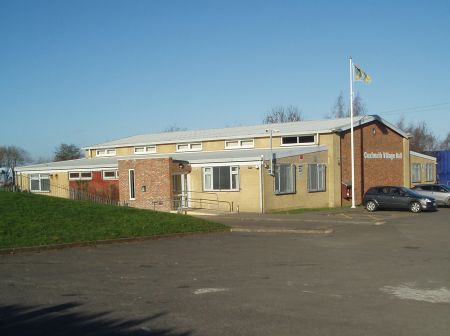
[437,150,450,186]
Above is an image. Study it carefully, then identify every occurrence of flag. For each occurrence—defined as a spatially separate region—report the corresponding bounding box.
[354,64,372,83]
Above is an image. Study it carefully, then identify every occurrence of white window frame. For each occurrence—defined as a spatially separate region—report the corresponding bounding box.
[102,170,119,180]
[96,148,117,157]
[30,173,50,192]
[307,163,326,192]
[176,142,202,152]
[129,169,136,200]
[425,163,434,182]
[411,163,421,183]
[274,163,296,195]
[69,171,93,181]
[203,166,239,191]
[281,134,317,146]
[134,146,156,155]
[225,139,255,150]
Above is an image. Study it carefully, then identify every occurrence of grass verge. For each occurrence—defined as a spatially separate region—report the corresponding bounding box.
[0,192,228,249]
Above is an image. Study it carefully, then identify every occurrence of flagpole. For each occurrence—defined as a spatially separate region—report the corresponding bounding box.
[349,57,356,208]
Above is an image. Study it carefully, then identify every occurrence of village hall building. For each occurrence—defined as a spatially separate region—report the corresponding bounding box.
[15,115,437,213]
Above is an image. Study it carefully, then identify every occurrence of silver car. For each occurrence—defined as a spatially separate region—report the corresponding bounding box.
[412,184,450,207]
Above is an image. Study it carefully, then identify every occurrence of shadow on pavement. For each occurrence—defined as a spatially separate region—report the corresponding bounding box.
[0,302,190,336]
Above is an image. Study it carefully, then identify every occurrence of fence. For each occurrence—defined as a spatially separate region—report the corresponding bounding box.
[7,176,233,212]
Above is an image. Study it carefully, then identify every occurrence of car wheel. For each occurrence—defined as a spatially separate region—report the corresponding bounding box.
[366,200,377,212]
[447,198,450,208]
[410,201,421,213]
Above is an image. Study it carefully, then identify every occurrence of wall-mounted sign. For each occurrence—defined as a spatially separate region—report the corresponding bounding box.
[364,152,403,160]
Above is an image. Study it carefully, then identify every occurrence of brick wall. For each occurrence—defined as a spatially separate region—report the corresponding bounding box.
[340,121,405,204]
[118,158,191,211]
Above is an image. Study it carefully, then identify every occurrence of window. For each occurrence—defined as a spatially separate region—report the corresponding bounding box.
[425,163,434,182]
[96,148,116,157]
[102,170,119,180]
[177,143,202,152]
[129,169,135,200]
[281,134,316,146]
[30,174,50,192]
[134,146,156,154]
[308,164,326,192]
[69,172,92,180]
[203,166,239,191]
[225,139,254,149]
[274,164,296,194]
[411,163,421,183]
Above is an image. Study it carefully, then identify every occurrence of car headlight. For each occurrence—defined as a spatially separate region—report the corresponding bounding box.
[420,198,431,205]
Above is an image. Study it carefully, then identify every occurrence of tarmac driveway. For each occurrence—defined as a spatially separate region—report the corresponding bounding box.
[1,208,449,336]
[204,207,423,233]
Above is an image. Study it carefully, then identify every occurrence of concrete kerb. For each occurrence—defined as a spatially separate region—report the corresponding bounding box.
[231,227,334,234]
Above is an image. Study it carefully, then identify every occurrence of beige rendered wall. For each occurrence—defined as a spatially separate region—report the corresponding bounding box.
[263,150,330,212]
[410,154,437,186]
[189,164,262,212]
[16,172,70,198]
[317,133,341,208]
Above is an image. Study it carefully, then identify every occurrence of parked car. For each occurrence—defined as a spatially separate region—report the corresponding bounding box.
[363,186,437,213]
[412,184,450,207]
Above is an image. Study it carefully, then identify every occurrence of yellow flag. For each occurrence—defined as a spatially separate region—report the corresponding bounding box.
[354,64,372,83]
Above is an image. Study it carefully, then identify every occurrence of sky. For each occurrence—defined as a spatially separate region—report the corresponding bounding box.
[1,0,449,160]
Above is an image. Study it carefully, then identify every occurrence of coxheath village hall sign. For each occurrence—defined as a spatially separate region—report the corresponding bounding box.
[363,152,403,160]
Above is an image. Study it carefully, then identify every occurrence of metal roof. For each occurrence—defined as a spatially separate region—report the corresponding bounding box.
[16,146,327,172]
[84,115,408,150]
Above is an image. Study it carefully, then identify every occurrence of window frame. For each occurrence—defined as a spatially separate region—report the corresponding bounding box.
[274,163,296,195]
[134,146,156,155]
[176,142,202,152]
[224,139,255,150]
[281,134,317,146]
[202,166,239,192]
[102,170,119,180]
[411,163,421,183]
[129,169,136,200]
[425,163,434,182]
[307,163,326,192]
[69,171,93,181]
[29,173,50,193]
[96,148,117,157]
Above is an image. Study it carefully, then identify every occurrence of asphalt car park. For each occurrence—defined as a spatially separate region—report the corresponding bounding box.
[1,208,449,336]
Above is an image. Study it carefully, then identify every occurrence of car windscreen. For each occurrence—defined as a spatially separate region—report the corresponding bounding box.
[440,185,450,192]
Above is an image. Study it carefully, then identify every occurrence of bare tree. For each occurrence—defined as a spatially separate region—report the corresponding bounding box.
[330,91,346,118]
[54,143,82,161]
[329,92,367,118]
[440,131,450,150]
[163,125,187,132]
[0,146,30,185]
[263,105,303,124]
[352,92,367,117]
[395,118,438,152]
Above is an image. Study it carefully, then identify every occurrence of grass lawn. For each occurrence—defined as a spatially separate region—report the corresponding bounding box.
[0,192,228,249]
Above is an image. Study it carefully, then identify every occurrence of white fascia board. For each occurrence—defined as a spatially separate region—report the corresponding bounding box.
[189,157,261,167]
[15,164,118,173]
[337,115,409,139]
[410,151,437,161]
[191,160,262,167]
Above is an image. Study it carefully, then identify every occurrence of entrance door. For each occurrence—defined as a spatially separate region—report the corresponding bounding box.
[172,174,189,209]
